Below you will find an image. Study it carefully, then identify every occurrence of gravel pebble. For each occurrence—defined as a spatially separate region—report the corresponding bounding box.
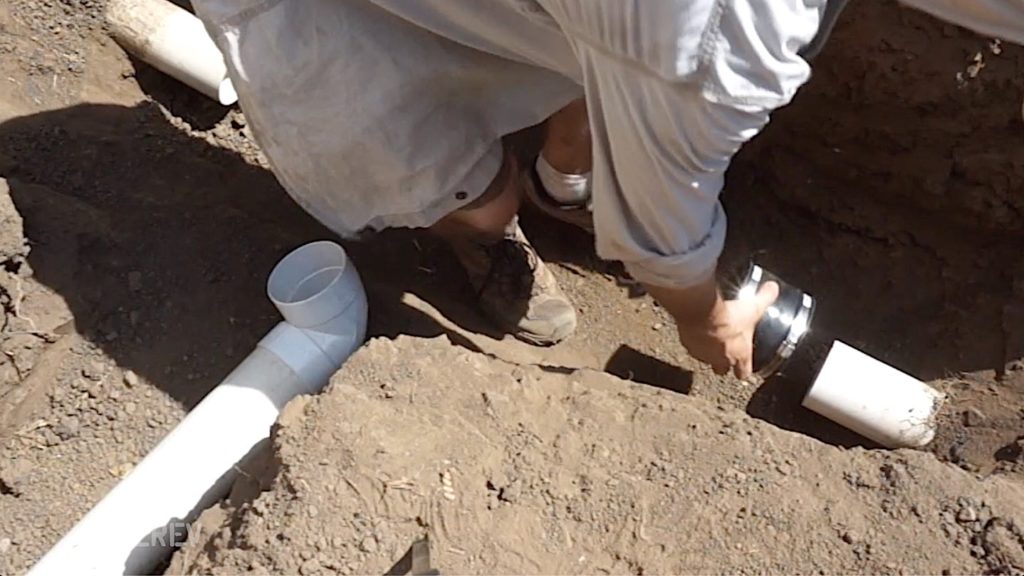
[359,535,378,553]
[123,370,140,388]
[82,361,104,381]
[963,408,986,427]
[54,417,80,440]
[957,506,978,523]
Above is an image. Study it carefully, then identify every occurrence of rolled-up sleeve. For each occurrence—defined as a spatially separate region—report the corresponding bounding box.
[575,43,772,288]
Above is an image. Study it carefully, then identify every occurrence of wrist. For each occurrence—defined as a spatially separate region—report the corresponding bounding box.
[643,273,724,328]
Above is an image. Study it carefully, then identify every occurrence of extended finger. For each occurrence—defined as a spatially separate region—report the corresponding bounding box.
[733,354,753,381]
[754,281,781,318]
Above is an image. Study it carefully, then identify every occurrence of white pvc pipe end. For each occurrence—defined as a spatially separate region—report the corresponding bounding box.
[268,241,362,328]
[267,241,368,369]
[107,0,238,106]
[803,340,945,449]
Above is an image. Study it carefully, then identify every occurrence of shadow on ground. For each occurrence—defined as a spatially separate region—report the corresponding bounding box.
[0,102,500,409]
[1,97,1021,452]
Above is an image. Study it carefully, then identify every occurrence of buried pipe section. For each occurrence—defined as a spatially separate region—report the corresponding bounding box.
[803,340,946,449]
[29,241,367,576]
[107,0,237,105]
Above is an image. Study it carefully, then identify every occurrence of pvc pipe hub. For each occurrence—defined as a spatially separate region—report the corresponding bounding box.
[268,241,362,330]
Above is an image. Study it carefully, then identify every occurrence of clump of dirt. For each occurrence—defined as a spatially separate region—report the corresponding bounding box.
[171,336,1024,575]
[0,179,27,264]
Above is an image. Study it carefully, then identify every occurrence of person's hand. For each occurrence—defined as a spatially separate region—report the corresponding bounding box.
[675,281,779,379]
[644,275,779,380]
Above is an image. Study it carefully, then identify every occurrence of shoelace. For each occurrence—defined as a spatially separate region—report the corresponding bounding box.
[478,238,536,301]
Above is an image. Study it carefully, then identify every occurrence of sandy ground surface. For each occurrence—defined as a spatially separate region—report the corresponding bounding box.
[0,0,1021,574]
[173,336,1024,575]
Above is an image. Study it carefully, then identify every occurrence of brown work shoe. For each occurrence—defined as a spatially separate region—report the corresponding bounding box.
[449,219,577,346]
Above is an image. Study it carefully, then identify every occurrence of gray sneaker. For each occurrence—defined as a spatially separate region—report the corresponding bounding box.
[449,220,577,345]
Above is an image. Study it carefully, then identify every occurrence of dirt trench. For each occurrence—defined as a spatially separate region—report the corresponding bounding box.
[0,0,1021,574]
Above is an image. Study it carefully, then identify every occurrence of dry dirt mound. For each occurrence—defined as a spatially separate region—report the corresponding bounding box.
[171,336,1024,575]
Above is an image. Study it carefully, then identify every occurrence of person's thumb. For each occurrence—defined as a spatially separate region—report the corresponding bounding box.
[752,280,780,319]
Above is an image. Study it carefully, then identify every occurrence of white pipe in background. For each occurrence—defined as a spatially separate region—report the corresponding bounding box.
[28,241,367,575]
[107,0,238,105]
[803,340,945,449]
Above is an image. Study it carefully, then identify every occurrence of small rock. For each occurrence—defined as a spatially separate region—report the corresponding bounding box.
[54,417,80,440]
[128,271,143,292]
[957,506,978,523]
[0,537,11,554]
[124,401,137,415]
[84,381,103,399]
[42,428,61,446]
[110,463,134,478]
[308,505,319,518]
[498,479,523,504]
[359,535,378,553]
[977,505,992,524]
[963,408,986,427]
[841,530,860,544]
[83,361,105,381]
[123,370,140,388]
[652,322,663,331]
[299,559,321,575]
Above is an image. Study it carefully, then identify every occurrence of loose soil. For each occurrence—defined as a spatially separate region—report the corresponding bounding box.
[0,0,1021,574]
[173,336,1024,576]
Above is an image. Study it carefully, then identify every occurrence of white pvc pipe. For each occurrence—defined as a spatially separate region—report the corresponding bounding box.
[107,0,237,105]
[28,241,367,576]
[803,340,945,449]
